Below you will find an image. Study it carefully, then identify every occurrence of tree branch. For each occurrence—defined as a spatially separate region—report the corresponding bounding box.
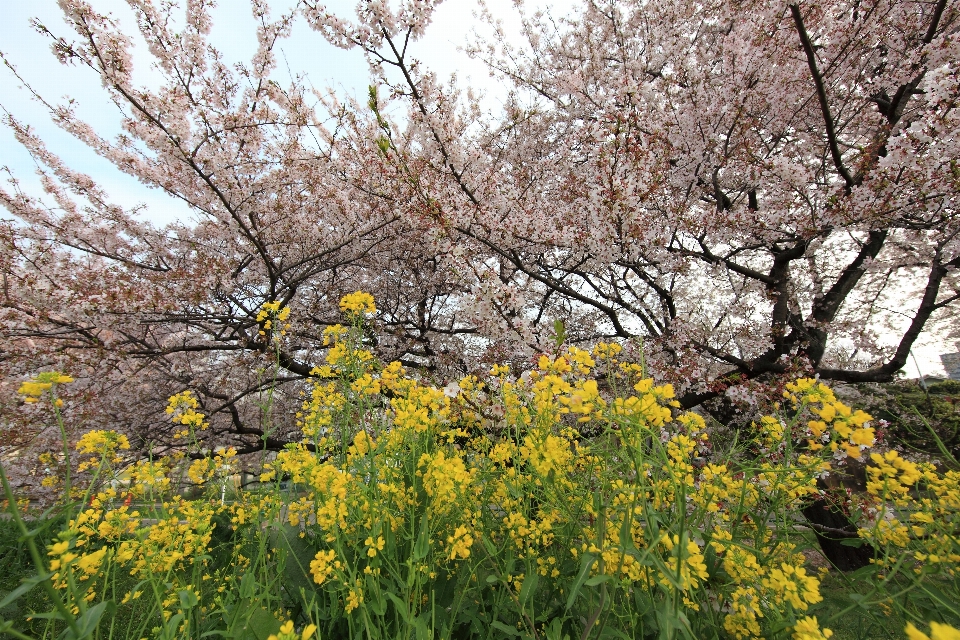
[790,4,857,190]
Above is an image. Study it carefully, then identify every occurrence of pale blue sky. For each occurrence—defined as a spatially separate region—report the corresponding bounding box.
[0,0,531,223]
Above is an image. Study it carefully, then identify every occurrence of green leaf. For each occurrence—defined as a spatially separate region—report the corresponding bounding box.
[20,611,62,621]
[654,601,681,640]
[491,620,522,637]
[519,571,539,608]
[157,613,185,640]
[553,319,566,346]
[839,537,865,547]
[0,596,18,618]
[543,618,562,640]
[565,552,596,611]
[845,564,879,582]
[179,589,199,610]
[369,592,387,617]
[482,536,499,558]
[69,600,116,639]
[584,576,610,587]
[413,615,431,640]
[0,572,51,611]
[243,607,281,640]
[413,520,431,561]
[238,572,257,599]
[272,525,319,595]
[384,592,410,623]
[917,582,960,617]
[703,541,719,580]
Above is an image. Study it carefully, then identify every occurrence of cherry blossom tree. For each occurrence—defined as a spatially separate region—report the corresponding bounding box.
[302,0,959,407]
[0,0,471,480]
[2,0,959,481]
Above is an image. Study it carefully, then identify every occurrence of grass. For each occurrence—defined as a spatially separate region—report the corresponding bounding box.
[0,511,65,637]
[816,571,906,640]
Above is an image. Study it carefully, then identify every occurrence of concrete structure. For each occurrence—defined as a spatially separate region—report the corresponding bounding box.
[941,352,960,380]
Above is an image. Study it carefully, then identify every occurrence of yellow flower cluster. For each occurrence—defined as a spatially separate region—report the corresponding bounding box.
[392,382,450,433]
[907,622,960,640]
[76,430,131,456]
[419,450,474,511]
[857,449,960,573]
[268,620,317,640]
[322,322,376,369]
[187,447,236,485]
[867,450,922,499]
[612,377,678,430]
[659,532,710,591]
[30,296,960,640]
[350,430,375,457]
[785,378,875,459]
[446,525,474,559]
[338,291,376,315]
[520,430,575,479]
[762,562,823,610]
[711,537,824,639]
[126,458,172,496]
[45,479,218,619]
[166,390,209,439]
[793,616,834,640]
[18,371,74,403]
[75,429,130,471]
[256,300,292,339]
[310,549,341,585]
[592,341,623,361]
[351,372,381,396]
[298,379,344,440]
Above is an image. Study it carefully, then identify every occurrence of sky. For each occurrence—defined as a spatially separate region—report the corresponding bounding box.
[0,0,953,377]
[1,0,552,222]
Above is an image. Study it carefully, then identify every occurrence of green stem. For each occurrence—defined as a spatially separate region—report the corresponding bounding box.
[52,391,73,516]
[0,622,35,640]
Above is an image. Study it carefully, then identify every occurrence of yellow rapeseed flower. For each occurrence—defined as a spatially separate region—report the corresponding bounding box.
[18,371,74,401]
[906,622,960,640]
[793,616,833,640]
[446,525,474,559]
[364,535,385,558]
[76,430,130,454]
[339,291,376,315]
[310,549,339,585]
[267,619,317,640]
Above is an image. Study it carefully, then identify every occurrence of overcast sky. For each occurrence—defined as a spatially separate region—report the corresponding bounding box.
[0,0,952,376]
[1,0,549,221]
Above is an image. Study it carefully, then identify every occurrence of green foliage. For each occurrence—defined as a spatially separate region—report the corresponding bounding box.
[0,512,62,637]
[855,380,960,461]
[1,299,958,640]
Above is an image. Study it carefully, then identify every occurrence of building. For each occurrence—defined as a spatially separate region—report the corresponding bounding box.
[941,352,960,380]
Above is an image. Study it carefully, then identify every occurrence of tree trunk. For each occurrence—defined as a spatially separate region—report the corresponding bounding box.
[802,474,876,571]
